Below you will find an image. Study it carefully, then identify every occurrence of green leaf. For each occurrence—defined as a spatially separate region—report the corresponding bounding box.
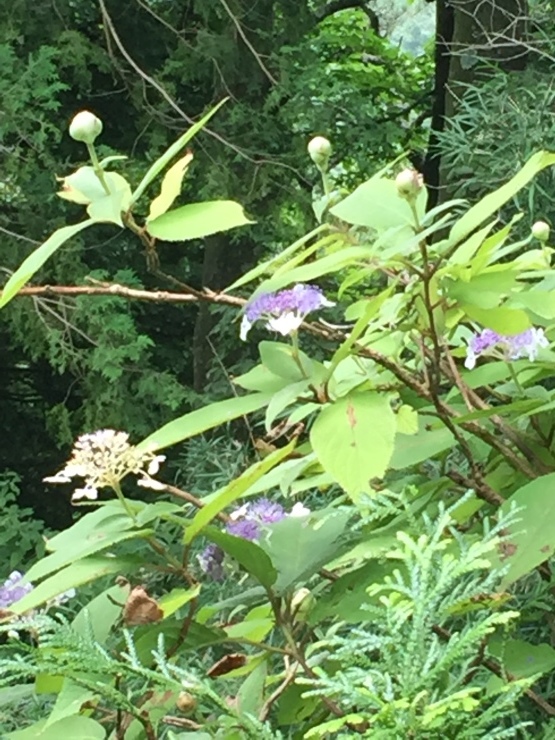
[148,152,193,221]
[514,290,555,319]
[72,583,128,644]
[131,99,228,205]
[396,405,418,435]
[146,200,253,242]
[389,417,455,469]
[462,305,531,334]
[5,716,106,739]
[205,528,277,588]
[499,473,555,586]
[488,637,555,679]
[449,221,496,265]
[448,151,555,246]
[184,441,295,543]
[225,224,329,292]
[310,560,394,624]
[237,661,267,719]
[253,246,372,295]
[45,679,98,728]
[0,220,95,309]
[233,364,288,393]
[25,522,153,583]
[330,176,426,232]
[159,585,201,617]
[10,555,142,614]
[259,341,324,382]
[138,392,272,452]
[86,173,133,226]
[265,380,310,432]
[310,392,396,502]
[6,716,106,740]
[259,508,352,593]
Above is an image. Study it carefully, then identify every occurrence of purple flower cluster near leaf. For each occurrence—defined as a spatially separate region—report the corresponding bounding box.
[197,499,310,579]
[197,544,225,581]
[0,571,33,608]
[226,498,286,541]
[240,284,334,340]
[465,328,548,370]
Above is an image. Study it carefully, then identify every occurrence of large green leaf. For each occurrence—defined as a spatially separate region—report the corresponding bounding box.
[72,583,128,644]
[253,246,372,296]
[138,392,272,452]
[10,555,142,614]
[329,176,426,232]
[225,224,329,292]
[146,200,253,242]
[184,441,295,543]
[310,392,396,502]
[205,528,277,588]
[0,220,94,309]
[488,637,555,679]
[462,305,531,334]
[147,152,193,221]
[259,341,324,382]
[499,474,555,586]
[5,715,106,739]
[259,508,352,593]
[131,98,228,205]
[448,151,555,246]
[28,527,152,583]
[45,680,98,729]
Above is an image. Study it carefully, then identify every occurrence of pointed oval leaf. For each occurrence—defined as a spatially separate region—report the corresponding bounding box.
[499,473,555,586]
[0,220,95,309]
[138,392,272,452]
[148,152,194,221]
[310,392,396,502]
[131,98,228,205]
[146,200,253,242]
[10,555,143,614]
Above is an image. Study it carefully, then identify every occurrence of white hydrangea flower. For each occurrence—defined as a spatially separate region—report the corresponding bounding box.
[44,429,165,502]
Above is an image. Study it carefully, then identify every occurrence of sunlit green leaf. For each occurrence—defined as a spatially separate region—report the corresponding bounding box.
[0,220,94,309]
[146,200,253,242]
[148,152,193,221]
[310,392,396,502]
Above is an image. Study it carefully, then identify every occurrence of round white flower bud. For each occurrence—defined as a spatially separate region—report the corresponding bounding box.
[395,168,424,199]
[308,136,332,168]
[69,110,103,145]
[532,220,550,242]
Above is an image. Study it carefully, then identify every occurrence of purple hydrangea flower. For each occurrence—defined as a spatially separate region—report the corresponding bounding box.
[0,571,33,608]
[226,498,286,541]
[197,544,225,581]
[240,284,334,340]
[465,327,548,370]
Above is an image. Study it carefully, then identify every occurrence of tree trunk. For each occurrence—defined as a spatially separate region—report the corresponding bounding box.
[425,0,529,206]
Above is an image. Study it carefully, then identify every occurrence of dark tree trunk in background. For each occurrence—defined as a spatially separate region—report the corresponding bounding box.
[425,0,529,206]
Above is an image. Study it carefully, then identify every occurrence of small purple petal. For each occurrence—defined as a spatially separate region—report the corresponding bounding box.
[0,571,33,608]
[242,284,334,340]
[226,519,262,541]
[465,327,548,369]
[225,498,287,541]
[198,544,225,581]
